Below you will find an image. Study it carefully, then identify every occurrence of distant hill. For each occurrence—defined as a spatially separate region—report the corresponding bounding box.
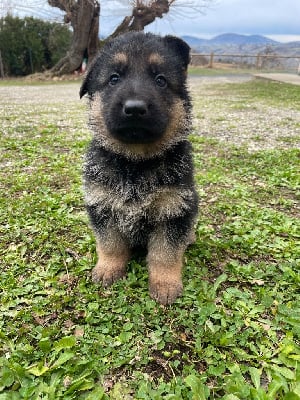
[182,33,300,69]
[209,33,278,45]
[182,33,299,53]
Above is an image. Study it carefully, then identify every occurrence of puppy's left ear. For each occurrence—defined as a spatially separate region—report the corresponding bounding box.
[164,35,191,69]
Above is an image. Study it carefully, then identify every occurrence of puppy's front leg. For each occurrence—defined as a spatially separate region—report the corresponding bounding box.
[92,234,130,287]
[147,228,186,305]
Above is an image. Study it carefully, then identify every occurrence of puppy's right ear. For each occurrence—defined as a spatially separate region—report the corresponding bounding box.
[79,69,92,98]
[79,75,89,99]
[79,56,101,98]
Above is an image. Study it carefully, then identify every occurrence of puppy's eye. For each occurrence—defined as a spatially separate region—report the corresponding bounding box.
[109,73,120,86]
[155,74,167,88]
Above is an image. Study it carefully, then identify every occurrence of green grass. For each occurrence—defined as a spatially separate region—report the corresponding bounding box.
[187,67,292,77]
[0,78,81,87]
[218,80,300,110]
[188,67,251,76]
[0,80,300,399]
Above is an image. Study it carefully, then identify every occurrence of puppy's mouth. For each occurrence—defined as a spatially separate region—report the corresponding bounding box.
[111,124,164,144]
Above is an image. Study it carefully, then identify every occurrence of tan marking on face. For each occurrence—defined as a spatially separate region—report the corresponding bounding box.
[89,93,120,147]
[113,52,128,64]
[148,53,164,65]
[89,93,108,137]
[159,98,188,145]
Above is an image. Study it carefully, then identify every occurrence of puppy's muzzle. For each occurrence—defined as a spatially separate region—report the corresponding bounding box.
[109,97,166,144]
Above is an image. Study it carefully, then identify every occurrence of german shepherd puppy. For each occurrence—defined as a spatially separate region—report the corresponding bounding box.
[80,32,198,305]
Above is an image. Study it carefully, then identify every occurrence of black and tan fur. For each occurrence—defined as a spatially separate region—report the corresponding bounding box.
[80,32,198,305]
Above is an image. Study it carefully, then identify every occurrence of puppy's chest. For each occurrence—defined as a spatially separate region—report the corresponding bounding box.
[85,180,190,224]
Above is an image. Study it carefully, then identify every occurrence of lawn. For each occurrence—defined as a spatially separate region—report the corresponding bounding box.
[0,77,299,399]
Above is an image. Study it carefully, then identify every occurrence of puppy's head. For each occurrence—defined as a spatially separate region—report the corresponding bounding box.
[80,32,191,158]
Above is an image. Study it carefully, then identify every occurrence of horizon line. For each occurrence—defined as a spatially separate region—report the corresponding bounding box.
[177,33,300,44]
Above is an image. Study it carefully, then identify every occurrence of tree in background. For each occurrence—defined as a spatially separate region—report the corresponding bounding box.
[0,0,213,76]
[47,0,213,76]
[0,15,71,76]
[0,15,27,75]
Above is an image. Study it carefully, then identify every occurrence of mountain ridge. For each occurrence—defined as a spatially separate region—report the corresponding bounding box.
[182,33,300,69]
[182,33,299,47]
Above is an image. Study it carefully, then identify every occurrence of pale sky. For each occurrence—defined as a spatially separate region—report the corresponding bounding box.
[101,0,300,43]
[6,0,300,43]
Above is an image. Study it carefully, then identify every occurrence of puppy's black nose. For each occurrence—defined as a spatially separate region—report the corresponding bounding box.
[123,99,148,117]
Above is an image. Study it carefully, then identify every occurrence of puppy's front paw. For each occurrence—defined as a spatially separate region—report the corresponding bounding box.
[149,277,183,305]
[92,262,126,287]
[92,242,130,287]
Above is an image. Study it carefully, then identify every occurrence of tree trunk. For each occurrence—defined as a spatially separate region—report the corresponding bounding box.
[48,0,100,75]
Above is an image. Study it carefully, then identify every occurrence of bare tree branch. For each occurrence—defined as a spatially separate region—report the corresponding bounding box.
[110,0,171,38]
